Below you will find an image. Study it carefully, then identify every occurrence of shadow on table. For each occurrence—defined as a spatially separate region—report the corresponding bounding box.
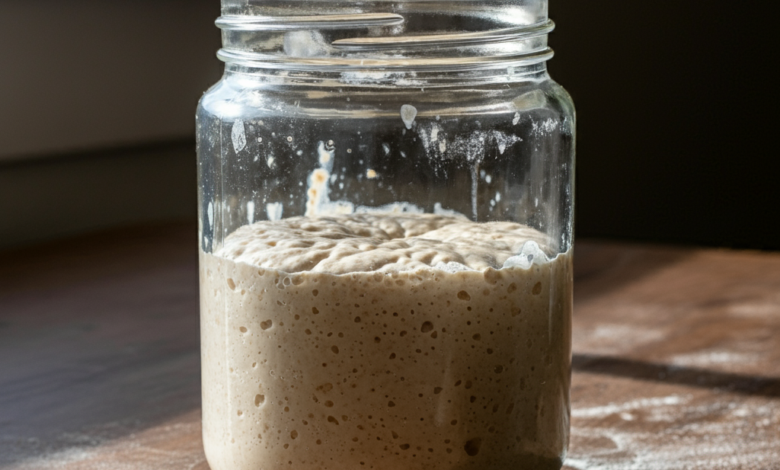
[573,241,694,303]
[573,353,780,398]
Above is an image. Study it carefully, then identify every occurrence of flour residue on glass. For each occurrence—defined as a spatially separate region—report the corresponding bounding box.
[531,118,559,136]
[301,109,533,221]
[305,141,353,217]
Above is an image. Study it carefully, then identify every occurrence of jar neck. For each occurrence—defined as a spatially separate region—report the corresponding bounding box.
[222,61,551,88]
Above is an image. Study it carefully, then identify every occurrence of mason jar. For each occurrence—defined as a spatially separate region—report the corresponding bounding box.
[197,1,575,469]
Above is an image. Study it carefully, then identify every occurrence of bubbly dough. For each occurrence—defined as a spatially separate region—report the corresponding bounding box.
[217,214,552,274]
[201,214,571,470]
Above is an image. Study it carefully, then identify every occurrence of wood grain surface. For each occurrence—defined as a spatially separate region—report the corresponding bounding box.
[1,225,778,469]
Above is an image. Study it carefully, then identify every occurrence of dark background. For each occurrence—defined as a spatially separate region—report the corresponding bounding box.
[550,0,779,249]
[0,0,777,250]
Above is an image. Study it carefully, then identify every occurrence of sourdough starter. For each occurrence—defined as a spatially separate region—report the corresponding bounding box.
[200,213,572,470]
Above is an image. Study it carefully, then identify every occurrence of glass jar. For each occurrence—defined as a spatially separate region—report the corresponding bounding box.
[197,1,574,469]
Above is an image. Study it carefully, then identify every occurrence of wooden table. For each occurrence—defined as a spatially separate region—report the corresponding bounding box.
[1,224,778,469]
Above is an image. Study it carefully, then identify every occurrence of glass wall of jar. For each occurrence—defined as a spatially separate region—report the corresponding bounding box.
[197,1,574,469]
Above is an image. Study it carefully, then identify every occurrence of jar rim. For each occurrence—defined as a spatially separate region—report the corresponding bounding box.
[216,13,555,72]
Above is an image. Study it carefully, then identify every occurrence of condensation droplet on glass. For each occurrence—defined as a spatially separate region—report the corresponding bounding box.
[232,119,247,153]
[400,105,417,130]
[247,201,255,224]
[266,202,283,221]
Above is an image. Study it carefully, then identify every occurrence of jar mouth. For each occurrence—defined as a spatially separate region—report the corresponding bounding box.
[216,10,554,72]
